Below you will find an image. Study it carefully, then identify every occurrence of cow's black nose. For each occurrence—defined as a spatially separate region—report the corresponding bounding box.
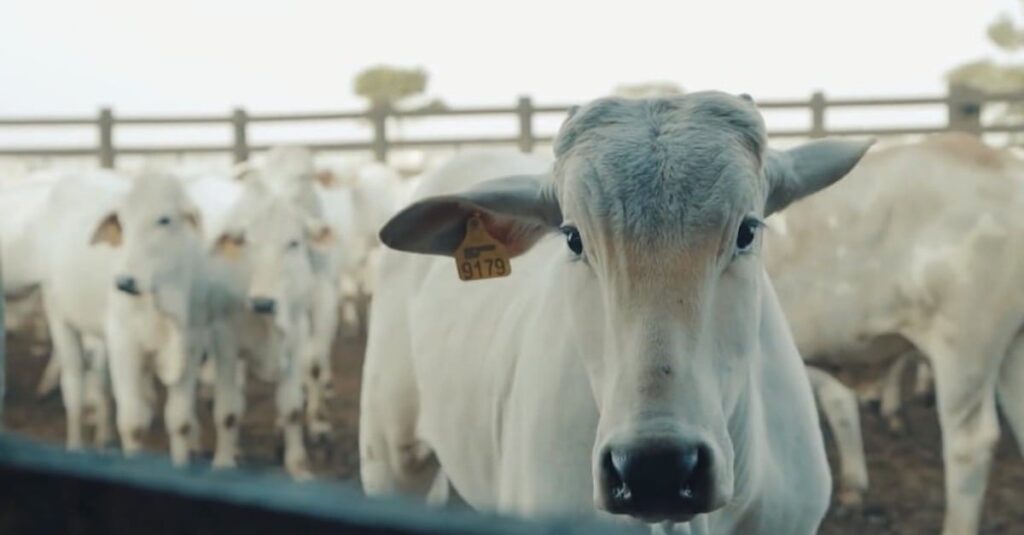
[600,442,713,520]
[250,297,277,315]
[115,275,140,296]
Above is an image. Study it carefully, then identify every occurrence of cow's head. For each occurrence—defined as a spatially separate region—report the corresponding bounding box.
[91,173,202,320]
[380,92,871,523]
[235,145,337,207]
[212,192,333,330]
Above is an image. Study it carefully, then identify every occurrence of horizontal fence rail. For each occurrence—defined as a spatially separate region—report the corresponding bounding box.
[0,83,1021,168]
[0,434,640,535]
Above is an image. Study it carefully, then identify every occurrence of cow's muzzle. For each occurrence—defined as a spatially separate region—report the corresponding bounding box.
[115,275,141,296]
[250,296,277,315]
[598,440,715,522]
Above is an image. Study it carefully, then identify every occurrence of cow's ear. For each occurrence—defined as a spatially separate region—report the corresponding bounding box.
[183,209,202,234]
[90,212,123,247]
[314,170,338,188]
[380,174,561,258]
[212,232,245,259]
[764,139,874,215]
[305,219,335,248]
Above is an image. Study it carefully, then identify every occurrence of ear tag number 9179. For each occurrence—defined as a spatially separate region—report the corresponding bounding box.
[454,215,511,281]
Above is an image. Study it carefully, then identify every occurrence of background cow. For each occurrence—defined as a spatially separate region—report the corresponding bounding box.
[765,133,1024,535]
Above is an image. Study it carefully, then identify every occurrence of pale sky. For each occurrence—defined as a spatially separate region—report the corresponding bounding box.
[0,0,1020,149]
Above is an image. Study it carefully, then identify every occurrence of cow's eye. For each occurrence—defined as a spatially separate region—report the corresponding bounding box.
[736,218,760,253]
[561,225,583,256]
[287,239,301,250]
[157,216,172,226]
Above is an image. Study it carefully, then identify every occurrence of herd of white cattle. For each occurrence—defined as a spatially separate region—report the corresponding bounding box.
[2,92,1023,535]
[0,145,410,477]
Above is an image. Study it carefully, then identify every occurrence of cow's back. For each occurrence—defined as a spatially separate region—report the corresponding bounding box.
[41,172,128,335]
[765,134,1024,361]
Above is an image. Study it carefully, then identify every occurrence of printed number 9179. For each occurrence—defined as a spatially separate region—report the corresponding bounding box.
[460,258,507,280]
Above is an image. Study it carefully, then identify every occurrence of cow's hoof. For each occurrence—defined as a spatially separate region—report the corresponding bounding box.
[93,434,117,451]
[309,436,335,463]
[287,460,313,481]
[836,487,865,510]
[885,415,906,435]
[212,454,238,470]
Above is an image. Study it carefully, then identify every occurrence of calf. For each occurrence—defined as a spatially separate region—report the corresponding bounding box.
[91,173,221,465]
[208,186,335,478]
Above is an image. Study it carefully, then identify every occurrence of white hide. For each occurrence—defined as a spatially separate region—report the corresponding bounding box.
[33,172,128,450]
[360,94,868,535]
[765,133,1024,535]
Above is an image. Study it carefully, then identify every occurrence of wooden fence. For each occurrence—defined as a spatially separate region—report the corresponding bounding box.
[1,84,1023,168]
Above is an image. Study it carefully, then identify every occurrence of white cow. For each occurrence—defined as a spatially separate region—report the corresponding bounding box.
[317,158,410,332]
[33,171,128,449]
[90,173,233,466]
[360,93,872,533]
[1,175,58,353]
[198,179,336,477]
[232,147,340,441]
[765,133,1024,535]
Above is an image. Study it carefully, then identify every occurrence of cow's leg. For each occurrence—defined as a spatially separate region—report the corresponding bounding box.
[211,327,244,469]
[106,328,151,456]
[880,352,913,433]
[161,333,200,465]
[925,344,1001,535]
[84,342,115,448]
[277,354,311,479]
[914,359,935,404]
[336,274,355,334]
[35,354,62,399]
[806,366,868,507]
[359,326,438,498]
[164,375,199,466]
[997,329,1024,456]
[305,283,337,445]
[47,314,86,450]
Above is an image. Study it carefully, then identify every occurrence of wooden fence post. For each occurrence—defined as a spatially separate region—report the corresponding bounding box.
[517,95,534,153]
[810,91,826,138]
[948,83,983,135]
[0,253,5,429]
[98,107,114,169]
[231,108,249,164]
[371,102,389,163]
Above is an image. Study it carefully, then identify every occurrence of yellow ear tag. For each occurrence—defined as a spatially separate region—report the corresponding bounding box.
[454,215,511,281]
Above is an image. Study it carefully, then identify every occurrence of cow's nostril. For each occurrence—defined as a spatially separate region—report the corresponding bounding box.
[250,297,277,315]
[602,449,632,505]
[115,275,140,296]
[601,442,712,520]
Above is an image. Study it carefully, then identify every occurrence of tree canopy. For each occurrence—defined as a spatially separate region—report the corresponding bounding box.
[947,2,1024,136]
[612,81,684,99]
[353,66,429,108]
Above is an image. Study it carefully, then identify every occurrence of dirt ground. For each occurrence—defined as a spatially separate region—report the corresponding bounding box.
[4,331,1023,534]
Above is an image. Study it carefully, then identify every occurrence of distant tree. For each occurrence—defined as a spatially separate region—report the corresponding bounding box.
[947,2,1024,137]
[354,66,429,108]
[612,81,684,99]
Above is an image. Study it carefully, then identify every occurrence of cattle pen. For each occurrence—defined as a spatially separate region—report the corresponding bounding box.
[5,84,1024,535]
[1,84,1024,168]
